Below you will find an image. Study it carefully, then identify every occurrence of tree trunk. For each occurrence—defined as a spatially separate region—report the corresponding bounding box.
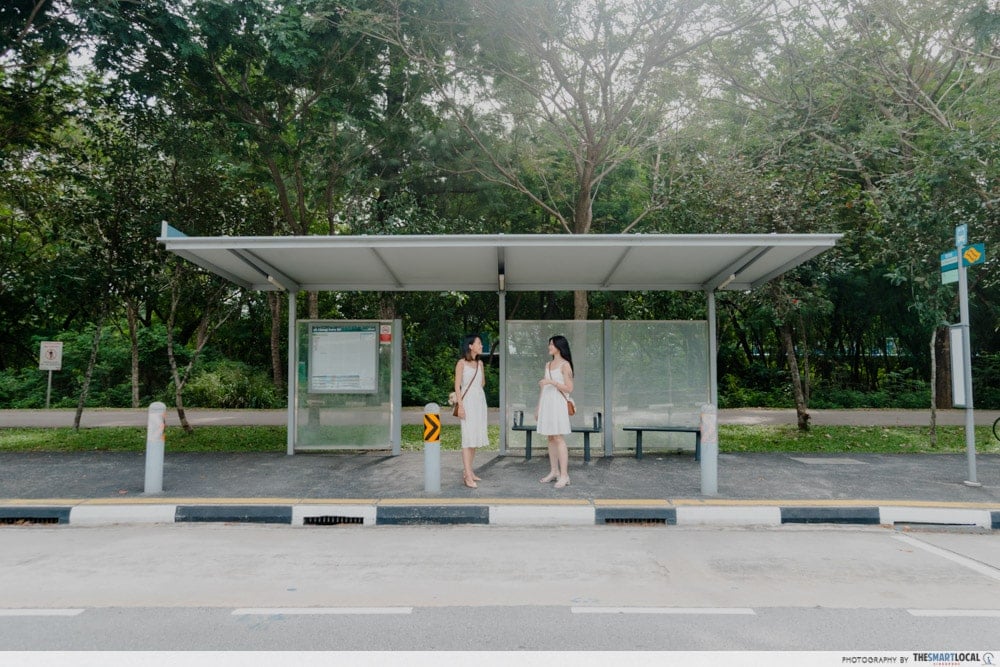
[166,282,237,434]
[126,301,140,408]
[268,292,285,392]
[929,327,938,448]
[799,314,810,404]
[165,319,194,435]
[379,294,396,321]
[572,176,593,321]
[308,291,318,319]
[780,323,810,431]
[73,309,106,431]
[173,374,189,433]
[573,290,588,320]
[934,325,951,410]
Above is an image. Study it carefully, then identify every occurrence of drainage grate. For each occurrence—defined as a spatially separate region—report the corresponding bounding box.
[0,516,61,525]
[304,515,364,526]
[603,517,668,526]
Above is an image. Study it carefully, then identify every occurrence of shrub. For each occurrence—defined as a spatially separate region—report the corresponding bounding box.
[172,360,281,409]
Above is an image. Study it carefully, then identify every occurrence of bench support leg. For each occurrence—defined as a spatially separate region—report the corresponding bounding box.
[583,433,591,462]
[695,432,701,462]
[635,431,643,460]
[525,431,532,461]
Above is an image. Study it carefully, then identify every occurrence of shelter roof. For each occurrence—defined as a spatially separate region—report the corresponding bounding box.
[159,225,841,293]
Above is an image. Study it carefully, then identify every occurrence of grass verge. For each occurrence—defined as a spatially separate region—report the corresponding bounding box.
[1,424,997,454]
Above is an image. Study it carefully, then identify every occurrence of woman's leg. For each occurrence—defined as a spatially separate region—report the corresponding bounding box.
[554,435,570,487]
[556,436,569,478]
[540,436,559,482]
[462,447,477,487]
[462,447,475,477]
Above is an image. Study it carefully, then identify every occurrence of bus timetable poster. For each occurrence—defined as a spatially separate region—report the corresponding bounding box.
[308,323,379,393]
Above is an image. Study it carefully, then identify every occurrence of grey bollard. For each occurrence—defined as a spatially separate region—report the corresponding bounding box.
[699,403,718,496]
[424,403,441,493]
[144,402,167,494]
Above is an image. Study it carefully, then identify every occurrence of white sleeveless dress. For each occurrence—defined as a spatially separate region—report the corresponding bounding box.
[459,362,488,448]
[536,362,571,436]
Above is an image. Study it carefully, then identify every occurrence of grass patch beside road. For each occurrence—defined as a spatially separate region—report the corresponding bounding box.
[1,424,996,454]
[720,425,1000,454]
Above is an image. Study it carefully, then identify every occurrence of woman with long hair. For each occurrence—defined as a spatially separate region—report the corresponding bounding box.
[454,334,488,488]
[535,334,574,489]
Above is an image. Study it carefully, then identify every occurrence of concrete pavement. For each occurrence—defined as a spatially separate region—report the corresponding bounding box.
[2,408,999,529]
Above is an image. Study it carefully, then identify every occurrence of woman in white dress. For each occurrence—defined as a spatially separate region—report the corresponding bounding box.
[454,335,488,488]
[536,335,574,489]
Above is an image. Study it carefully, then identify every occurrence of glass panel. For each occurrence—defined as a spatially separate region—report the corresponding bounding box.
[295,320,394,450]
[611,320,709,453]
[505,321,605,450]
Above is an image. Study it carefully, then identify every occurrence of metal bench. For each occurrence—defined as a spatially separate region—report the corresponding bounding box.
[622,425,701,461]
[511,412,602,462]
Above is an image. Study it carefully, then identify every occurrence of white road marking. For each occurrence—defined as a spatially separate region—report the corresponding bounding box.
[893,533,1000,582]
[907,609,1000,618]
[232,607,413,616]
[571,607,755,615]
[0,609,85,617]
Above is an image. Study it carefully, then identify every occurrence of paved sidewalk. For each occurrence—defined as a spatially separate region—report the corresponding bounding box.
[2,408,999,528]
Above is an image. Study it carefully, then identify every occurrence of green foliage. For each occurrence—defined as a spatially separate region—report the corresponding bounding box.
[719,372,793,409]
[0,426,288,453]
[175,360,282,409]
[402,346,460,407]
[974,353,1000,409]
[719,425,1000,454]
[2,0,999,417]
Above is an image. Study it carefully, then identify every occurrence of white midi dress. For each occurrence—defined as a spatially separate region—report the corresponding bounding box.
[536,363,571,436]
[459,362,488,448]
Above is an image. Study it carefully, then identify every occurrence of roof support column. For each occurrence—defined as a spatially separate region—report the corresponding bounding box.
[703,288,719,495]
[603,319,613,457]
[498,289,507,455]
[391,318,402,456]
[286,290,297,456]
[706,289,718,406]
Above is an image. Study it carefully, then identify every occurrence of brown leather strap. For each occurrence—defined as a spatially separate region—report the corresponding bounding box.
[459,362,479,401]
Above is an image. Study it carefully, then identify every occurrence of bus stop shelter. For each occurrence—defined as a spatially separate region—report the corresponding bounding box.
[159,225,841,494]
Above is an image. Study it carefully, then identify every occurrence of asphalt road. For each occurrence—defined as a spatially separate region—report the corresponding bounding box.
[2,523,999,652]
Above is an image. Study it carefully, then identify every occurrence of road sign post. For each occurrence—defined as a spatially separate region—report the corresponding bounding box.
[423,403,441,493]
[948,226,983,487]
[38,341,63,409]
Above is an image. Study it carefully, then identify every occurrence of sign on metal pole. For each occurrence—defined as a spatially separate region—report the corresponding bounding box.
[944,225,983,487]
[38,341,63,371]
[940,250,958,285]
[38,341,63,409]
[961,243,985,267]
[948,325,965,407]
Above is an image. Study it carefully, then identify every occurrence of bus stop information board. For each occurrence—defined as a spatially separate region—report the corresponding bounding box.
[308,324,379,393]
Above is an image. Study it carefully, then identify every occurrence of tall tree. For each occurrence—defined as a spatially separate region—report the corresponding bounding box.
[0,0,82,153]
[360,0,774,317]
[83,0,441,385]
